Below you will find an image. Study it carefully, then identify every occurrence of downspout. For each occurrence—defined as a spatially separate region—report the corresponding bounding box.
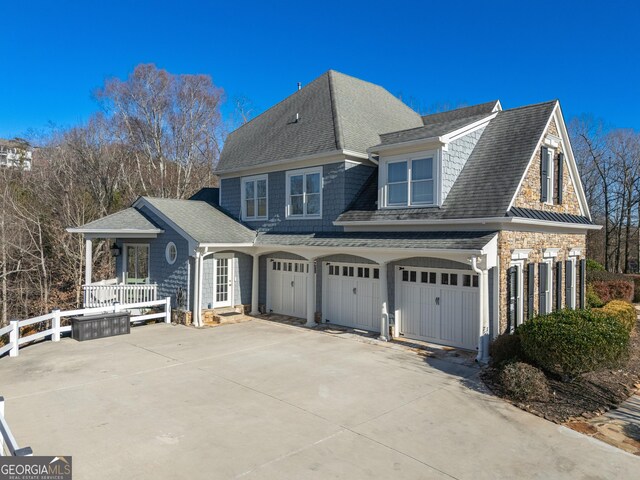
[471,256,489,363]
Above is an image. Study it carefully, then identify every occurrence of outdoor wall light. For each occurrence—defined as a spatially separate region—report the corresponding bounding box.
[110,244,121,257]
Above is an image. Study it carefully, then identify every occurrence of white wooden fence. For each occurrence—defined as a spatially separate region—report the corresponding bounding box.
[0,396,32,456]
[83,283,158,308]
[0,297,171,359]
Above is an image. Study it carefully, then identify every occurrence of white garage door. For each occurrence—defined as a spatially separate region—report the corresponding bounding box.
[397,267,479,350]
[267,259,309,318]
[323,262,381,332]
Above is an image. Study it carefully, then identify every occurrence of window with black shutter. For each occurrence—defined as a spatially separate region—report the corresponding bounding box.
[540,147,548,202]
[539,262,548,314]
[557,152,564,204]
[579,258,587,308]
[555,261,563,310]
[565,260,574,309]
[527,263,535,319]
[507,266,518,332]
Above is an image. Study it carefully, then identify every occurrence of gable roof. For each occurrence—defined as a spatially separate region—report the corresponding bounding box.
[136,197,256,245]
[216,70,423,173]
[67,208,163,234]
[337,100,559,222]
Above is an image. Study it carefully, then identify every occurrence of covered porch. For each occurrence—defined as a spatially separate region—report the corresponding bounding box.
[67,208,164,307]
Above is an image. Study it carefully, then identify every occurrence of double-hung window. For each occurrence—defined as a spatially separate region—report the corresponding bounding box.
[384,153,436,207]
[242,175,268,220]
[125,244,149,284]
[286,167,322,218]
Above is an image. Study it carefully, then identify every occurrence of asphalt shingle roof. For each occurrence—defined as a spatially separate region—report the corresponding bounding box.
[216,70,423,173]
[420,100,500,125]
[71,208,160,232]
[142,197,256,244]
[255,231,497,250]
[337,101,558,222]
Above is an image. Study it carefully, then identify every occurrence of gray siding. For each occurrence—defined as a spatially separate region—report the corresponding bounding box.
[201,251,253,309]
[441,127,485,202]
[114,205,190,309]
[220,162,373,233]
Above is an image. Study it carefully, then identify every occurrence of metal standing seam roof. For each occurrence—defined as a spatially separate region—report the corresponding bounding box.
[255,231,497,250]
[139,197,256,244]
[337,101,559,223]
[507,207,593,225]
[68,207,161,232]
[216,70,423,173]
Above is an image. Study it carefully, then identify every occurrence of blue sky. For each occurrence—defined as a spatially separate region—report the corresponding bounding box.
[1,0,639,139]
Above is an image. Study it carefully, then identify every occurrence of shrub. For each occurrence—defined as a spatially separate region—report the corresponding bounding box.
[489,334,524,366]
[517,309,630,378]
[594,300,637,333]
[586,270,628,283]
[590,280,634,303]
[586,259,605,271]
[586,284,605,308]
[499,362,550,402]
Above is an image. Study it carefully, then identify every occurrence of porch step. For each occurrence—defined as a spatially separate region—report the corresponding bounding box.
[202,306,247,326]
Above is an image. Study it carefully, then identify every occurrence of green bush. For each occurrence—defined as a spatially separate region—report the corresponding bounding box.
[594,300,637,333]
[586,259,605,271]
[517,309,630,378]
[590,280,634,303]
[499,362,550,402]
[586,284,605,308]
[586,269,630,283]
[489,334,524,366]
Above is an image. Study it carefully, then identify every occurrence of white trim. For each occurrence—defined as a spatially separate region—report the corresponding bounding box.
[544,147,554,206]
[511,249,532,260]
[241,174,269,221]
[543,248,560,258]
[544,134,561,148]
[543,258,554,314]
[214,149,369,175]
[569,248,582,257]
[379,150,440,208]
[165,241,177,265]
[441,113,497,143]
[285,166,323,219]
[568,256,577,309]
[66,227,163,237]
[211,253,234,308]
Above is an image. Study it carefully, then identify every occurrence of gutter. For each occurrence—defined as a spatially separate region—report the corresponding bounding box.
[334,216,602,230]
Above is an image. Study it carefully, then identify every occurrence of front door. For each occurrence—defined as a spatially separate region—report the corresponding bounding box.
[213,255,233,308]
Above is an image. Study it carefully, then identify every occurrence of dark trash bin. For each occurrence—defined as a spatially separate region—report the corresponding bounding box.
[71,311,130,341]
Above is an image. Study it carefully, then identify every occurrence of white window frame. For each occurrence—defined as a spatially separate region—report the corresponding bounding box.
[544,147,554,205]
[241,174,268,221]
[567,254,578,309]
[165,242,177,265]
[122,243,150,284]
[379,150,441,208]
[543,258,554,314]
[285,166,323,219]
[509,259,525,327]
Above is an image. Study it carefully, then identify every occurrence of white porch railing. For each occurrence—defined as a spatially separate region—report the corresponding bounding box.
[0,297,171,360]
[82,281,158,308]
[0,396,32,456]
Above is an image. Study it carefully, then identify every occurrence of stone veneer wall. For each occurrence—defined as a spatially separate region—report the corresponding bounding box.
[497,230,586,333]
[513,119,581,215]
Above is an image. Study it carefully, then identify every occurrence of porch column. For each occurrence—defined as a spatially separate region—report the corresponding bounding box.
[250,253,260,315]
[305,260,316,327]
[471,255,489,363]
[85,238,92,285]
[193,250,201,327]
[379,261,389,341]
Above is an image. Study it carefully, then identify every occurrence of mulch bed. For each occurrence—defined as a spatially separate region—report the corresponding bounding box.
[482,320,640,424]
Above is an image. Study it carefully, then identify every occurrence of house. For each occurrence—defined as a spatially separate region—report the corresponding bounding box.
[67,70,599,361]
[0,138,32,171]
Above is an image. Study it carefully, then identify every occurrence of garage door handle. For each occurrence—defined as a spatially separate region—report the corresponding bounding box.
[353,287,357,294]
[291,281,294,287]
[435,297,440,306]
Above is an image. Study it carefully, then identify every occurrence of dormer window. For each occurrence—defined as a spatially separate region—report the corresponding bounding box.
[381,151,439,208]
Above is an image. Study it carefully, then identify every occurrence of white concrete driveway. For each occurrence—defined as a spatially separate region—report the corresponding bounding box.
[0,320,637,479]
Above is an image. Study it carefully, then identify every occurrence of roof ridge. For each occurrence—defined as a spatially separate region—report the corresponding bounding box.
[501,99,557,113]
[327,70,344,150]
[422,100,499,119]
[380,112,494,138]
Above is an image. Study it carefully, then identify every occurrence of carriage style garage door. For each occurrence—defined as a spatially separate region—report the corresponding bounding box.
[396,267,479,350]
[323,262,381,332]
[267,259,308,318]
